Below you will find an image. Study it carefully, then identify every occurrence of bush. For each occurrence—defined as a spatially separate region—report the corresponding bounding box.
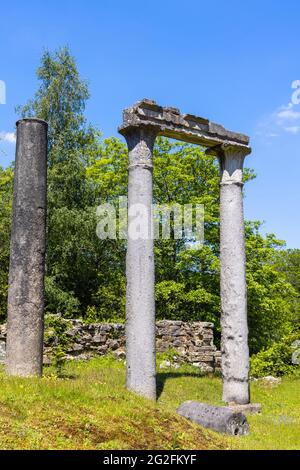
[45,277,80,317]
[52,345,67,377]
[250,331,300,377]
[84,305,124,324]
[44,314,72,375]
[44,314,72,347]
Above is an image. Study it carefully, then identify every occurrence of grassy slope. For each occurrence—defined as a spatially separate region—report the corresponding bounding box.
[158,366,300,450]
[0,357,299,450]
[0,357,227,450]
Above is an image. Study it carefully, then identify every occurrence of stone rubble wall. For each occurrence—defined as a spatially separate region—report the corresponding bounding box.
[0,320,221,372]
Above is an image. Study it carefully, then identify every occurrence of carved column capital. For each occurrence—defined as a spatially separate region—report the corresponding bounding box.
[207,144,252,186]
[119,125,159,171]
[219,144,251,186]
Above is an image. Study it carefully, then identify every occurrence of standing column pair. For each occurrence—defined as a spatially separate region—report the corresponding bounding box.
[122,127,251,405]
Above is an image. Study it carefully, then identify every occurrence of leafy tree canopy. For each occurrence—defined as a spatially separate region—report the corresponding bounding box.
[0,47,298,356]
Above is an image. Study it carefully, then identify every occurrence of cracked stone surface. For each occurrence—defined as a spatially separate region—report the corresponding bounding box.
[6,118,48,377]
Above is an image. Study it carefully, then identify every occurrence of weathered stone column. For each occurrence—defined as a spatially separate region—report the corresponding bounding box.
[6,118,48,377]
[218,144,251,405]
[120,125,158,400]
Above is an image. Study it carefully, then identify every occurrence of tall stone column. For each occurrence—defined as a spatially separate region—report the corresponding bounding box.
[6,118,48,377]
[120,125,158,400]
[218,144,251,405]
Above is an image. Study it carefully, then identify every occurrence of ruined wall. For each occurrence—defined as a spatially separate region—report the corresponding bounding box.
[0,320,221,372]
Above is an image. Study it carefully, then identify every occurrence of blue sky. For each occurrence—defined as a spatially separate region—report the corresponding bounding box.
[0,0,299,247]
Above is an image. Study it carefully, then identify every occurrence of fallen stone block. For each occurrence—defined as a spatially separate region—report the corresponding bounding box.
[228,403,262,415]
[261,376,282,385]
[177,401,249,435]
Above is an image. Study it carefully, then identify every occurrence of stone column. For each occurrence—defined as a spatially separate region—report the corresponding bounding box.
[6,118,48,377]
[120,125,158,400]
[218,144,251,405]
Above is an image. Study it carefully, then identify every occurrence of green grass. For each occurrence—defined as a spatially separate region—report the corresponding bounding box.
[0,357,299,450]
[157,366,300,450]
[229,378,300,450]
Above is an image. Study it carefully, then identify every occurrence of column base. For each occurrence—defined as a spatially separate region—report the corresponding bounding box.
[222,379,250,405]
[126,378,157,401]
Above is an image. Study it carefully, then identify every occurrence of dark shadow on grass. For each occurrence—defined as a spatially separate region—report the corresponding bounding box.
[156,371,205,399]
[43,364,79,380]
[57,373,78,380]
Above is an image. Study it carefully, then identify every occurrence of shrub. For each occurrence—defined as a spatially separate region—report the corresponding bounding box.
[250,331,300,377]
[83,304,124,324]
[45,277,80,318]
[52,345,67,377]
[44,314,72,375]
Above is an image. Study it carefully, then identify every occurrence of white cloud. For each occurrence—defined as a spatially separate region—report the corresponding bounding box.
[0,131,16,144]
[276,108,300,121]
[257,83,300,140]
[284,126,300,134]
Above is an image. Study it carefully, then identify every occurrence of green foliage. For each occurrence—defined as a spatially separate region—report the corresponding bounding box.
[0,46,298,361]
[274,248,300,325]
[0,166,13,320]
[45,277,80,317]
[275,249,300,292]
[84,304,124,324]
[86,272,126,323]
[156,348,181,364]
[44,314,72,375]
[245,224,297,353]
[84,306,99,324]
[16,46,90,155]
[44,314,72,348]
[17,47,106,314]
[52,345,67,377]
[250,331,300,377]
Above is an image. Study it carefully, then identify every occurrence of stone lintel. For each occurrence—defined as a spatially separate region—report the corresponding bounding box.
[118,99,250,150]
